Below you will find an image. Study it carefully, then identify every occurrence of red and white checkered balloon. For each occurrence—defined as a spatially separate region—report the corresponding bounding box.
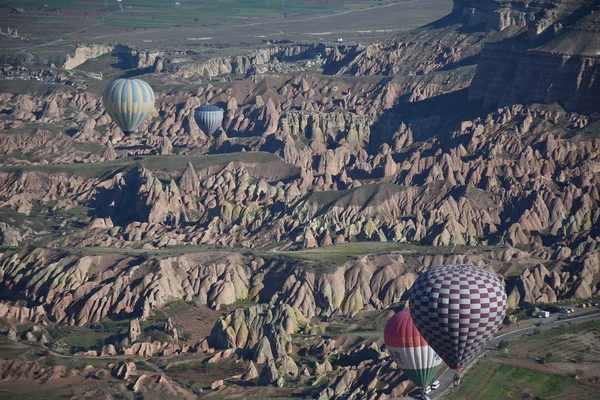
[409,264,507,374]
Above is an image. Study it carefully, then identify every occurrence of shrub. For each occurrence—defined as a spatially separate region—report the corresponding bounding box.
[497,340,509,350]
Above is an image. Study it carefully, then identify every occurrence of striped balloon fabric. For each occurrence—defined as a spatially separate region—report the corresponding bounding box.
[103,78,155,135]
[384,309,442,388]
[194,104,223,135]
[409,264,507,374]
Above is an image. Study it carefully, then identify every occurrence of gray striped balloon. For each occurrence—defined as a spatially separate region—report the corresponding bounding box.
[194,104,223,135]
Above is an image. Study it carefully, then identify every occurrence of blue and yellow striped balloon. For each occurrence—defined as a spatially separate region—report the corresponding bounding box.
[103,78,155,136]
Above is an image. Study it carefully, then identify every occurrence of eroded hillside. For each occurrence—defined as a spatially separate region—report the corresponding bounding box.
[0,0,599,399]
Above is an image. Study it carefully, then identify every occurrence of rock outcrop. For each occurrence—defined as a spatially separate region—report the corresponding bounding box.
[469,0,600,111]
[63,44,114,70]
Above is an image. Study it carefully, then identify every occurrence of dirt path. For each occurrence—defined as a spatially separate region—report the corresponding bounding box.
[468,364,500,400]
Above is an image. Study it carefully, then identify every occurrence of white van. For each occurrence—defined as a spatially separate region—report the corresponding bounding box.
[431,380,440,390]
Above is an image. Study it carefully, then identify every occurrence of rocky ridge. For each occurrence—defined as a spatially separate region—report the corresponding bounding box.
[1,1,600,398]
[469,0,600,111]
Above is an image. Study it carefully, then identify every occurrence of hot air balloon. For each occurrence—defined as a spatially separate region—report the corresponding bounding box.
[103,78,155,137]
[194,104,223,136]
[409,264,507,375]
[384,309,442,389]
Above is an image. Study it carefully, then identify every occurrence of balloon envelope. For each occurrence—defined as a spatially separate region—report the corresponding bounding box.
[409,264,507,374]
[103,78,155,135]
[194,104,223,135]
[384,309,442,388]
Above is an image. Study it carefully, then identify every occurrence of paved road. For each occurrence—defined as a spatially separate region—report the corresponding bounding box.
[428,309,600,399]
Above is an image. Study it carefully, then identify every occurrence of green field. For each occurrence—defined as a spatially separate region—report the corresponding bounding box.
[505,320,600,363]
[104,0,386,28]
[277,242,505,264]
[447,320,600,400]
[448,361,575,400]
[1,0,399,31]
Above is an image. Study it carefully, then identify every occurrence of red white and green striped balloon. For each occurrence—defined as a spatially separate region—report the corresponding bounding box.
[384,309,442,388]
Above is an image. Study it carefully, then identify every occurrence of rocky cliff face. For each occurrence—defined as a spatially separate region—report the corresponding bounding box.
[0,249,420,326]
[0,244,597,329]
[470,47,600,111]
[322,22,487,77]
[1,95,599,264]
[321,0,534,78]
[0,249,254,325]
[0,72,465,161]
[60,42,328,80]
[453,0,567,32]
[469,2,600,111]
[63,44,114,70]
[174,43,329,79]
[1,1,600,398]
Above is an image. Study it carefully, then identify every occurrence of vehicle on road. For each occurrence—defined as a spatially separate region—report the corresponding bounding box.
[431,380,440,390]
[534,311,550,318]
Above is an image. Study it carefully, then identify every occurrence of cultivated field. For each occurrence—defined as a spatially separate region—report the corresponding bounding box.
[0,0,452,51]
[446,320,600,400]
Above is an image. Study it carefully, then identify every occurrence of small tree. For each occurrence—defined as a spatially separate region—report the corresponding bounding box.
[180,331,192,342]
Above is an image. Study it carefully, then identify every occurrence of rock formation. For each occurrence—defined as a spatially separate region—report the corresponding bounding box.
[469,1,600,111]
[0,1,599,398]
[63,44,114,70]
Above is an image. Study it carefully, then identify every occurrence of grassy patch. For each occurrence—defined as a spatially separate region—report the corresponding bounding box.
[135,360,157,372]
[64,243,227,258]
[72,142,105,155]
[0,345,30,360]
[275,243,505,267]
[0,152,284,179]
[449,361,575,400]
[47,320,129,352]
[163,300,190,316]
[101,0,387,28]
[505,320,600,363]
[41,355,116,370]
[167,360,245,390]
[220,298,255,312]
[0,388,77,400]
[0,381,131,399]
